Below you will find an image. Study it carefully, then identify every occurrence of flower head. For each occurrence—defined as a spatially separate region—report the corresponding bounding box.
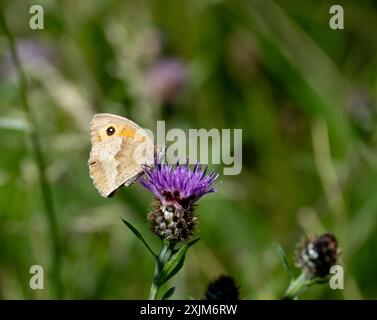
[140,159,218,207]
[139,159,218,242]
[205,275,239,300]
[296,233,340,278]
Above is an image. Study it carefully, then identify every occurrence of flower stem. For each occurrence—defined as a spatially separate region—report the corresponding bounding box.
[0,10,63,299]
[149,240,173,300]
[283,272,310,300]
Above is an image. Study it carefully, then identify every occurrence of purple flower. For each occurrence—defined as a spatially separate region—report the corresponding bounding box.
[140,159,218,207]
[1,39,53,77]
[139,159,218,242]
[144,58,187,105]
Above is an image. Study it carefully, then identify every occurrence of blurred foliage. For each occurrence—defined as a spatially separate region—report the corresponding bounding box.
[0,0,376,299]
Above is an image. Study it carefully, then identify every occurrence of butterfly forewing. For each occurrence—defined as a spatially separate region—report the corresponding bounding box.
[88,113,154,197]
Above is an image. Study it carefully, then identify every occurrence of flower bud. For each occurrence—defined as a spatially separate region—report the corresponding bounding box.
[148,199,197,242]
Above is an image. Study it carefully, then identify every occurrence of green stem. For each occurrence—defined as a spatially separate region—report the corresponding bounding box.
[149,240,173,300]
[148,282,159,300]
[0,10,63,299]
[283,272,310,300]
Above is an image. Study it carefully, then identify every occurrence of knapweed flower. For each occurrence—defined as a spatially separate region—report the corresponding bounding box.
[144,58,187,105]
[139,159,218,242]
[205,275,239,300]
[296,233,340,278]
[347,89,375,135]
[1,39,53,77]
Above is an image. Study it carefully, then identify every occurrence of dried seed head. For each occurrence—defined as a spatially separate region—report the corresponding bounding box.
[296,233,340,278]
[205,275,239,300]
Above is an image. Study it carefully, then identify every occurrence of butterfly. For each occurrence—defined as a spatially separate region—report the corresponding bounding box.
[88,113,157,198]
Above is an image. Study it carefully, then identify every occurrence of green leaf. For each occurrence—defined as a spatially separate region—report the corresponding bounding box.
[274,242,293,279]
[121,218,157,260]
[155,238,200,286]
[161,287,175,300]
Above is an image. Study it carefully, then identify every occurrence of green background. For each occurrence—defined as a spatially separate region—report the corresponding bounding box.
[0,0,376,299]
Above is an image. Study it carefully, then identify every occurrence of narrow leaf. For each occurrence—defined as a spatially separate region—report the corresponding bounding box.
[161,287,175,300]
[274,242,293,279]
[187,237,201,248]
[121,218,157,260]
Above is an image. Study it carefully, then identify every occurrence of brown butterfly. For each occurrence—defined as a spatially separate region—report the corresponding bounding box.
[88,113,155,198]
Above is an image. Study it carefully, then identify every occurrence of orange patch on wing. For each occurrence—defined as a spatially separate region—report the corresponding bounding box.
[119,127,136,139]
[93,127,140,142]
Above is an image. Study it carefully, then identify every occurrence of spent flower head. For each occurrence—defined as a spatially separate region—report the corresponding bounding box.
[296,233,340,278]
[205,275,239,300]
[139,159,218,242]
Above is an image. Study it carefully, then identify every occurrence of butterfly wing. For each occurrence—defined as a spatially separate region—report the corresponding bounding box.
[88,113,153,197]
